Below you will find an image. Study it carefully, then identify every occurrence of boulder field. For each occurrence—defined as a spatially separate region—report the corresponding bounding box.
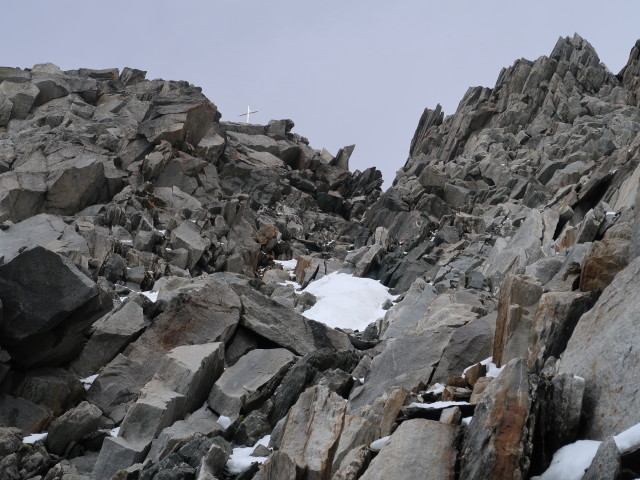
[2,34,640,479]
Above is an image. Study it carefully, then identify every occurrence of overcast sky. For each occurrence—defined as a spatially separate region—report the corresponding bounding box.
[4,1,640,187]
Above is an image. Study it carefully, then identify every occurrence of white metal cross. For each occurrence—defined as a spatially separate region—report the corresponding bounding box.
[239,105,258,123]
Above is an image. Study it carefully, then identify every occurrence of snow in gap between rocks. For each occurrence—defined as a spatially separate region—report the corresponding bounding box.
[23,432,48,444]
[80,374,99,391]
[614,421,640,453]
[274,259,298,272]
[463,357,504,378]
[409,400,469,410]
[370,435,390,451]
[217,415,233,430]
[302,272,396,331]
[141,290,159,302]
[531,440,600,480]
[227,434,271,474]
[533,420,640,479]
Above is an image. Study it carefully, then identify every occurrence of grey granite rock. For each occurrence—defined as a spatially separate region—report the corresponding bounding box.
[208,348,296,420]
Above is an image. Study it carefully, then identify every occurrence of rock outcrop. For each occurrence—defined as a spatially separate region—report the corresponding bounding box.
[3,33,640,480]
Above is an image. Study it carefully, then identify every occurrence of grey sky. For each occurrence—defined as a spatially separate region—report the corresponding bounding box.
[4,1,640,187]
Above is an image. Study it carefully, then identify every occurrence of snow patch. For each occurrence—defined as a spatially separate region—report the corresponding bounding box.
[302,272,396,331]
[80,374,99,391]
[23,432,48,444]
[141,291,159,302]
[370,436,390,451]
[217,415,233,429]
[227,435,271,474]
[274,259,298,272]
[614,421,640,453]
[474,357,504,378]
[462,416,473,426]
[109,427,120,437]
[426,383,445,395]
[531,440,601,480]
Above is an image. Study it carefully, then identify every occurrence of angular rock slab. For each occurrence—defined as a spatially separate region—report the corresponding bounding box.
[0,393,52,434]
[0,246,112,367]
[71,301,147,377]
[146,408,224,463]
[231,284,352,355]
[262,451,298,480]
[91,436,148,480]
[154,342,224,412]
[0,213,89,263]
[88,282,240,422]
[493,274,543,367]
[559,256,640,438]
[279,385,347,480]
[580,233,630,292]
[118,379,187,444]
[331,445,370,480]
[460,358,531,480]
[527,291,596,373]
[331,415,380,476]
[208,348,296,420]
[582,437,621,480]
[45,401,102,455]
[360,419,459,480]
[432,317,494,383]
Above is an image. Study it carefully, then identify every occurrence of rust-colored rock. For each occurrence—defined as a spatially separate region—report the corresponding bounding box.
[279,385,347,480]
[461,358,531,480]
[493,274,543,367]
[256,224,279,247]
[360,419,458,480]
[464,363,487,386]
[469,377,492,404]
[580,225,631,291]
[361,388,407,437]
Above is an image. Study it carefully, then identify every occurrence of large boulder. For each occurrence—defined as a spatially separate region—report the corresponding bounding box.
[579,224,631,292]
[45,401,102,455]
[460,358,531,480]
[231,284,353,355]
[492,274,543,367]
[350,293,479,412]
[0,152,118,222]
[0,213,89,263]
[0,246,112,368]
[139,101,218,148]
[279,385,347,480]
[359,419,459,480]
[559,256,640,439]
[88,282,239,422]
[208,348,297,421]
[71,301,147,377]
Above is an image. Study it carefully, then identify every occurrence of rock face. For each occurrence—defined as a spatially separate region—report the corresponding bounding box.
[0,246,112,368]
[359,419,459,480]
[279,385,347,480]
[460,358,531,480]
[3,34,640,480]
[208,348,296,420]
[559,256,640,439]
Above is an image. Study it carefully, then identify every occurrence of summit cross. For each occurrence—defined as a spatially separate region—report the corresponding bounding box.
[239,106,258,123]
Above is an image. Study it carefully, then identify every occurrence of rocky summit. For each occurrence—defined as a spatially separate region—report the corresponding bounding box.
[1,33,640,480]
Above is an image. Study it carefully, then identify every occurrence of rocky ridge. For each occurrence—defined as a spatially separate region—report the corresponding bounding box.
[1,34,640,479]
